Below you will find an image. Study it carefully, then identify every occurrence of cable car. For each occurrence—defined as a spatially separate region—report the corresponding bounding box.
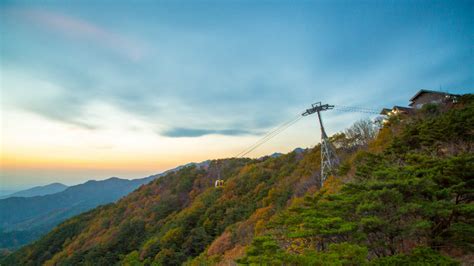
[215,179,224,188]
[214,161,225,188]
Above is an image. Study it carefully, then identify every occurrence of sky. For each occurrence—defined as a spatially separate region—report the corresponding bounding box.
[0,0,473,190]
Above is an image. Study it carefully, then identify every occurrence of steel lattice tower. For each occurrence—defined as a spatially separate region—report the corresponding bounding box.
[302,102,340,186]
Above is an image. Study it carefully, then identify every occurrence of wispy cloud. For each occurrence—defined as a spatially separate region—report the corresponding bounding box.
[162,127,257,138]
[9,8,145,61]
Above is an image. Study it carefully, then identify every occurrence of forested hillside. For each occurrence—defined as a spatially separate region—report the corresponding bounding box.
[1,95,472,265]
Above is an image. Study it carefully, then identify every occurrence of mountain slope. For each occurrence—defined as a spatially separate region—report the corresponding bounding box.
[1,147,319,265]
[2,95,472,265]
[0,177,156,250]
[0,183,68,199]
[236,96,474,265]
[0,161,209,250]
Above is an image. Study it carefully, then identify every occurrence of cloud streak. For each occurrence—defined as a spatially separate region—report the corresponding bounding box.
[10,8,145,61]
[161,127,257,138]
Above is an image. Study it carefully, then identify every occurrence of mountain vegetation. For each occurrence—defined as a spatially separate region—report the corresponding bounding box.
[1,95,472,265]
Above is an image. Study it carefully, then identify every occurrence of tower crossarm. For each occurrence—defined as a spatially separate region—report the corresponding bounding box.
[302,102,335,116]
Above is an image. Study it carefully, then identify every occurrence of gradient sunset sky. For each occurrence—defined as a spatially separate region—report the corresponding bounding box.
[1,0,472,189]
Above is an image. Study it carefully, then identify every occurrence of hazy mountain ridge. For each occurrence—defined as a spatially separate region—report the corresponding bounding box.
[0,177,147,249]
[1,177,145,228]
[0,190,19,197]
[0,183,68,199]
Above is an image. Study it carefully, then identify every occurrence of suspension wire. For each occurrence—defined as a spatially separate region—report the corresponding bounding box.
[236,114,301,157]
[238,117,302,158]
[334,108,379,112]
[334,105,380,112]
[236,114,303,158]
[333,105,381,115]
[235,116,293,157]
[333,108,380,115]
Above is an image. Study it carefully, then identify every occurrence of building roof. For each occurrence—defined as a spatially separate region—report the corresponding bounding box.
[409,89,454,102]
[380,108,391,115]
[393,106,413,112]
[379,106,412,116]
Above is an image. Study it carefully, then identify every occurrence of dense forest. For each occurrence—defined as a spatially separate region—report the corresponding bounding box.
[1,95,472,265]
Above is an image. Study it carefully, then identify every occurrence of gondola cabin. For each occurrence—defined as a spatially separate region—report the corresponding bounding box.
[215,179,224,188]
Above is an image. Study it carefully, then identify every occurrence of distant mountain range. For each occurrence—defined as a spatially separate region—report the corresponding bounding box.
[0,177,152,249]
[0,161,210,250]
[0,183,68,199]
[0,190,16,197]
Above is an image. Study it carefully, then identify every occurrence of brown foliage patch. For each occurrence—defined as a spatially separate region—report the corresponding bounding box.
[207,231,233,256]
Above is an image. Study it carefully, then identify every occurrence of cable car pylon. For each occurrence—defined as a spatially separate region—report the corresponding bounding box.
[302,102,340,186]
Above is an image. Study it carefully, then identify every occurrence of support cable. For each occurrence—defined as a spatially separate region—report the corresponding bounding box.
[333,109,380,115]
[335,105,380,111]
[236,114,302,158]
[239,117,302,158]
[333,105,381,115]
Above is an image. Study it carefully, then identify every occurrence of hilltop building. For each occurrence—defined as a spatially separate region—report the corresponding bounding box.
[380,89,460,123]
[379,106,413,124]
[409,89,459,109]
[379,106,413,116]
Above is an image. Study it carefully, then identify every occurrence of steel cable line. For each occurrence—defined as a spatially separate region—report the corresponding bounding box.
[333,109,380,114]
[235,114,301,157]
[238,117,302,158]
[235,114,302,158]
[238,117,303,158]
[334,108,379,113]
[333,105,381,114]
[335,105,380,112]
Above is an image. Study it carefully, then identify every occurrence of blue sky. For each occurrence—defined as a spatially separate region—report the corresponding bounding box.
[0,0,473,189]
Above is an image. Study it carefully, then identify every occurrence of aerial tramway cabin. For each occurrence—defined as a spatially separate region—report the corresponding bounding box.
[215,179,224,188]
